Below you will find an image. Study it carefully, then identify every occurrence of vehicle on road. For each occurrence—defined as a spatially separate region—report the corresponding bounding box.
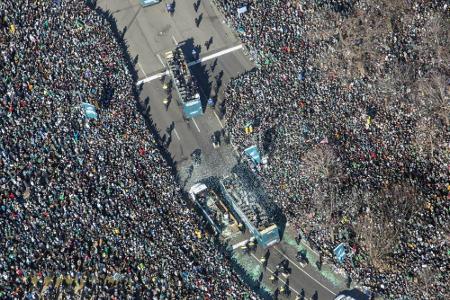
[211,131,221,148]
[335,288,372,300]
[220,169,281,248]
[139,0,161,7]
[334,296,356,300]
[189,183,236,236]
[165,47,203,119]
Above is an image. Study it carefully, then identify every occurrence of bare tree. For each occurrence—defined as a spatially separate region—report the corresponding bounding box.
[301,144,342,183]
[417,266,437,299]
[416,73,450,126]
[415,12,450,70]
[302,144,344,241]
[379,183,421,228]
[354,183,419,269]
[414,116,444,159]
[354,212,400,270]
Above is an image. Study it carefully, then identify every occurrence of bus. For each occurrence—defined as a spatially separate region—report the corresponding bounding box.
[220,173,280,248]
[165,48,203,119]
[189,183,234,235]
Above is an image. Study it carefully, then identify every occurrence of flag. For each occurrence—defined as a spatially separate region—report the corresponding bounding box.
[334,243,347,263]
[81,102,98,119]
[244,145,261,164]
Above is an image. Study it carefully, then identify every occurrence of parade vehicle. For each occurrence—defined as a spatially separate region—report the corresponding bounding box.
[164,47,203,118]
[219,168,281,248]
[189,183,234,235]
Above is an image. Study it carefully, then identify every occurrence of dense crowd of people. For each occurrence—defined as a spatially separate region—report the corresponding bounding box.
[0,1,259,298]
[215,0,449,298]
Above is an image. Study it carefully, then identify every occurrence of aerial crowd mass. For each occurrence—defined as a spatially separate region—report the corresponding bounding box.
[0,0,448,299]
[217,0,449,299]
[0,1,257,299]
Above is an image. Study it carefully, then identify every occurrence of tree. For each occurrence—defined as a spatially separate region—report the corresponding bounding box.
[414,116,443,159]
[417,266,437,299]
[354,183,419,269]
[416,73,449,126]
[354,212,399,270]
[301,144,342,183]
[302,145,344,241]
[415,12,449,70]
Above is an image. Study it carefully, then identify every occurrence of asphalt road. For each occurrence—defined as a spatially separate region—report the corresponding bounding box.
[96,1,339,299]
[97,0,252,170]
[249,242,340,299]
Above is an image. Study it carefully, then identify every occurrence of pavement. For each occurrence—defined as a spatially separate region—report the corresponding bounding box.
[228,226,349,299]
[96,0,349,299]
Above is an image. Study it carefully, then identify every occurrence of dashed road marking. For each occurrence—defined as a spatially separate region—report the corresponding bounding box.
[137,62,147,77]
[173,128,181,140]
[250,253,300,296]
[273,246,306,268]
[213,111,224,128]
[192,118,201,132]
[171,35,178,45]
[136,70,169,85]
[156,54,165,68]
[272,246,337,296]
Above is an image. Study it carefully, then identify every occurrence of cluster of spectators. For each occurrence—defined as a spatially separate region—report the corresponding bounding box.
[215,0,449,298]
[0,0,259,299]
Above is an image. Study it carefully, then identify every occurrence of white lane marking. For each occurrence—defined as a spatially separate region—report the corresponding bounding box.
[301,240,320,256]
[136,70,169,85]
[137,62,147,77]
[273,246,336,296]
[137,45,243,86]
[213,111,224,128]
[250,253,300,296]
[187,44,243,67]
[171,35,178,45]
[232,239,249,250]
[156,54,165,68]
[191,118,201,132]
[173,128,181,140]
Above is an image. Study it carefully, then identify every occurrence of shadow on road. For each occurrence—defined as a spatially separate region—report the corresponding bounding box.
[89,0,179,180]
